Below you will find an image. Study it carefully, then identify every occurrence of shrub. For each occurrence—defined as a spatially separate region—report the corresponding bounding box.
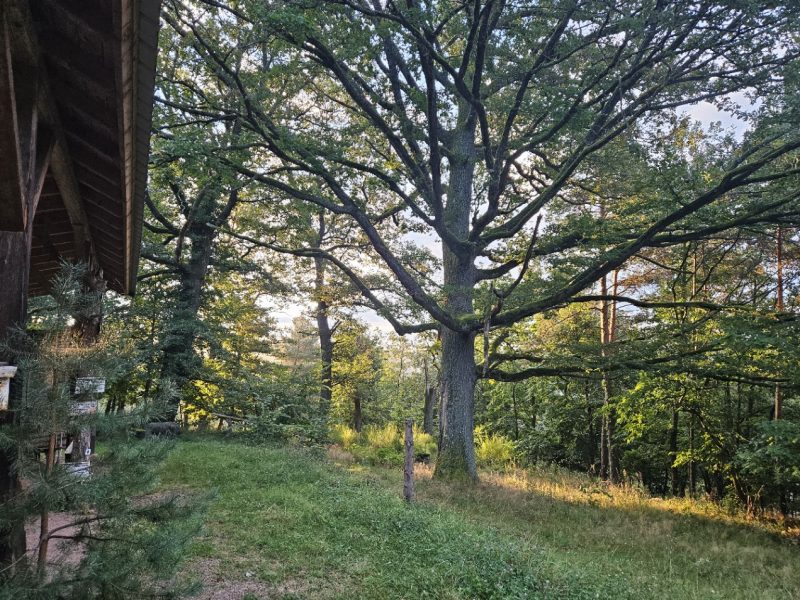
[735,420,800,514]
[364,424,401,450]
[413,425,438,457]
[330,423,359,449]
[475,426,516,469]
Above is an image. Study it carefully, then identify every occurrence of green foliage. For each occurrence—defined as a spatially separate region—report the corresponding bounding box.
[363,423,401,450]
[329,423,359,449]
[413,426,437,457]
[349,424,404,466]
[735,420,800,512]
[0,264,204,598]
[475,426,516,469]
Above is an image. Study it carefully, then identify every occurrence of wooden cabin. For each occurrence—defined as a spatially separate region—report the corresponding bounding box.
[0,0,161,564]
[0,0,160,332]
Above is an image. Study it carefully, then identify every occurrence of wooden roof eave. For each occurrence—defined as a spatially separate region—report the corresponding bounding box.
[116,0,161,296]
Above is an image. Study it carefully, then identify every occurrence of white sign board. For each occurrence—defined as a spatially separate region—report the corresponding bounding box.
[75,378,106,394]
[71,400,99,415]
[0,365,18,411]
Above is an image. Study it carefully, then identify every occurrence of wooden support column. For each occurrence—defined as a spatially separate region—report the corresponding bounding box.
[0,1,55,572]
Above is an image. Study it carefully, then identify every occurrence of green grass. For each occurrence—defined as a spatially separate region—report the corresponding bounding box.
[160,438,800,599]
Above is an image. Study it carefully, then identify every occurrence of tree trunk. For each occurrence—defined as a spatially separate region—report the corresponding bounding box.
[315,257,333,416]
[314,213,334,417]
[599,271,618,482]
[586,383,596,472]
[403,419,414,502]
[774,226,783,420]
[688,414,696,496]
[71,267,104,466]
[353,393,363,433]
[669,409,680,496]
[422,388,436,434]
[433,121,478,482]
[422,369,436,436]
[435,327,477,481]
[160,224,215,421]
[511,383,519,440]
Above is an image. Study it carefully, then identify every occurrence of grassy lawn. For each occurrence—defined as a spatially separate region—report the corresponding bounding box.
[160,438,800,600]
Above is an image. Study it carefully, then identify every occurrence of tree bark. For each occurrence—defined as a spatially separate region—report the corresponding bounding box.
[315,256,334,417]
[773,226,783,420]
[422,357,436,435]
[71,266,104,465]
[669,409,681,496]
[599,271,618,482]
[511,383,519,440]
[436,327,477,481]
[433,117,478,482]
[403,419,414,502]
[313,213,334,417]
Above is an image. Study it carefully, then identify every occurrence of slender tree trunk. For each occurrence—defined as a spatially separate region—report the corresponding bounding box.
[669,409,680,496]
[511,383,519,440]
[71,267,104,465]
[353,393,363,433]
[774,226,783,420]
[313,213,334,417]
[600,391,608,479]
[403,419,414,502]
[37,433,57,573]
[688,414,696,496]
[599,270,618,482]
[315,257,333,415]
[586,383,596,472]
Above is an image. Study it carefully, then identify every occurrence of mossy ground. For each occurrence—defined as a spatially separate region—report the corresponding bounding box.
[160,437,800,599]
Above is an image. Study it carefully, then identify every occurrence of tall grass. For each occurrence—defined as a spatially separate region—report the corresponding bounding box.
[329,423,359,449]
[475,425,515,468]
[363,423,401,450]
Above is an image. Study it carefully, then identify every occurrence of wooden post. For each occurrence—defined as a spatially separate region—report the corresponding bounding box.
[403,419,414,503]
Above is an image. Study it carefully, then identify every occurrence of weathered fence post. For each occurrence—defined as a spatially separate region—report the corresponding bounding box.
[404,419,414,503]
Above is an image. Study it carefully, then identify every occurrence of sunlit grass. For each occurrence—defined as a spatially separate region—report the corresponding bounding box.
[162,437,800,600]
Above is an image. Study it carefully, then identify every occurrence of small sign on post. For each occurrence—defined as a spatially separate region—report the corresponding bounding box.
[0,364,18,411]
[70,401,98,415]
[403,419,415,503]
[75,377,105,394]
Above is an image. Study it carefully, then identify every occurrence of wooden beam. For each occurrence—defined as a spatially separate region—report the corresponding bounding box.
[4,0,99,269]
[0,9,25,231]
[50,141,93,261]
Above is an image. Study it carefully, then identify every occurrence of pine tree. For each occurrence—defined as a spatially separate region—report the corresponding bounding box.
[0,263,204,599]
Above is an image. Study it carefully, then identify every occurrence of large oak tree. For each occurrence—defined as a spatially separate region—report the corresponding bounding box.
[164,0,800,480]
